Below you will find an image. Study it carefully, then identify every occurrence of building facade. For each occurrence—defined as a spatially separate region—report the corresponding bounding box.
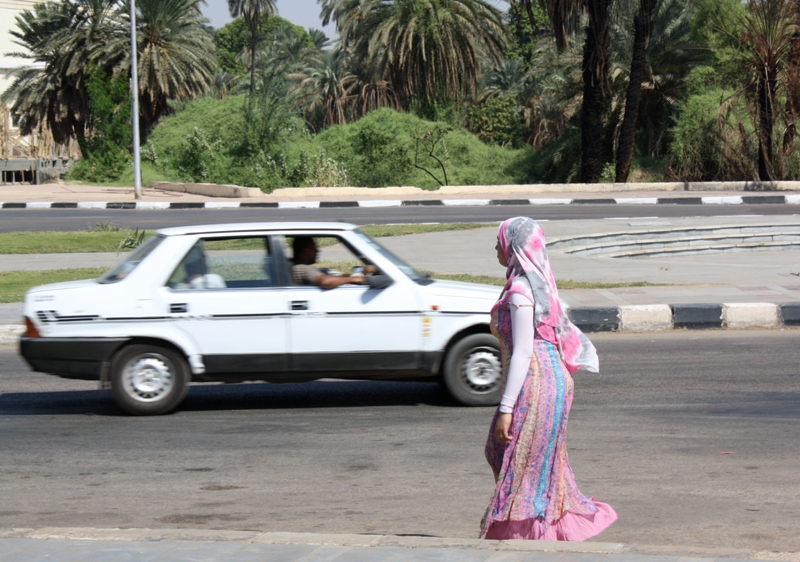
[1,0,73,163]
[0,0,38,98]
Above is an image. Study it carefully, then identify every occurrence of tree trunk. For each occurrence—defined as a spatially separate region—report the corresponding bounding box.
[615,0,657,183]
[517,0,538,31]
[757,71,778,181]
[249,22,257,94]
[580,0,613,183]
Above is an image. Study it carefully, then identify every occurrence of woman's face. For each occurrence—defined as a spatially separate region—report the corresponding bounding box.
[496,239,507,267]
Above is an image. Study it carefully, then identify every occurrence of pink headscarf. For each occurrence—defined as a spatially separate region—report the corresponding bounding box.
[493,217,599,374]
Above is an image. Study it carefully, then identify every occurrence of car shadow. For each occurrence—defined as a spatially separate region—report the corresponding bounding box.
[0,380,465,416]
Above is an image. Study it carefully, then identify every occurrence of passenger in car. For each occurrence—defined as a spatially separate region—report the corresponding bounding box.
[183,244,226,290]
[291,236,376,289]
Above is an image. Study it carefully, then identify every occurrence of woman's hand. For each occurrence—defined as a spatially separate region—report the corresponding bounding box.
[494,412,513,444]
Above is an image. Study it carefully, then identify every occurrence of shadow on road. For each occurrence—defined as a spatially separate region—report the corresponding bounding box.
[0,380,462,416]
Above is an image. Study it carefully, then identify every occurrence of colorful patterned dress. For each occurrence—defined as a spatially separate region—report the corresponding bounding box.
[480,304,617,541]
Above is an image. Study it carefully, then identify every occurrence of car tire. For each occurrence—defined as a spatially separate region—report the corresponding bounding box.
[110,344,190,415]
[442,334,502,406]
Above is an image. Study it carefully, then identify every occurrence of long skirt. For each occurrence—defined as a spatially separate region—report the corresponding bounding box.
[481,340,617,541]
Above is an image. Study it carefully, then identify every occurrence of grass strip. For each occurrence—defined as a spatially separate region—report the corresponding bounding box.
[0,229,154,254]
[0,268,108,303]
[0,223,492,255]
[359,223,489,238]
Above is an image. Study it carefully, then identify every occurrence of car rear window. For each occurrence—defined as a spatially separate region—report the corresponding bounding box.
[98,234,164,284]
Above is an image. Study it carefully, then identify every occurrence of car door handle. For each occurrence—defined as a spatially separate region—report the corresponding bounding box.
[291,301,308,311]
[170,303,188,313]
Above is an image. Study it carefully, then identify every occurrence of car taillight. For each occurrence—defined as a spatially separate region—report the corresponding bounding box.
[24,317,41,338]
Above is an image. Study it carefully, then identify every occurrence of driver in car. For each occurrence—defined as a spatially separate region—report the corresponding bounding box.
[291,236,378,289]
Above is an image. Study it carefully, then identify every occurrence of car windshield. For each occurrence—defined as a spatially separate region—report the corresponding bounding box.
[98,235,164,284]
[353,229,432,285]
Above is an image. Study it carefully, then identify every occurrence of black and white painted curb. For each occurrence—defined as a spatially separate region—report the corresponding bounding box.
[569,302,800,332]
[2,302,798,343]
[3,194,800,210]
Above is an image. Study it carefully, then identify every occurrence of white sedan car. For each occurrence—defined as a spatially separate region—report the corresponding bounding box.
[19,222,502,415]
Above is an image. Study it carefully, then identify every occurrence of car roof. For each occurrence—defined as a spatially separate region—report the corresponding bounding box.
[157,222,360,237]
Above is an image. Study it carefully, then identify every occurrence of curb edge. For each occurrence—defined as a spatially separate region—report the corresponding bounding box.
[2,195,800,210]
[0,527,772,560]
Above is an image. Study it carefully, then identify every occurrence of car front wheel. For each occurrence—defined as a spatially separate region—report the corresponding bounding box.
[110,344,190,415]
[442,334,502,406]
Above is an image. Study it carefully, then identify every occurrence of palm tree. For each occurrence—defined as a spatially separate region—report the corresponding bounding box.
[478,59,529,103]
[5,0,215,149]
[322,0,508,108]
[210,71,238,98]
[631,0,701,159]
[735,0,796,180]
[292,50,351,128]
[785,2,800,157]
[615,0,659,182]
[2,0,116,150]
[580,0,615,182]
[343,58,400,119]
[308,29,332,50]
[227,0,277,92]
[538,0,615,182]
[105,0,217,143]
[523,38,584,149]
[269,26,321,73]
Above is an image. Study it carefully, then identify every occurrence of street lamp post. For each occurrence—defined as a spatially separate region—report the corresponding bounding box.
[130,0,141,199]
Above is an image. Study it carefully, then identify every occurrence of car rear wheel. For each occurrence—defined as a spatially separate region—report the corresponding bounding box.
[110,344,189,415]
[442,334,502,406]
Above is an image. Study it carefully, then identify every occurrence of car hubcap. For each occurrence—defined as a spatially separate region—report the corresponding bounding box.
[461,348,501,392]
[123,354,174,402]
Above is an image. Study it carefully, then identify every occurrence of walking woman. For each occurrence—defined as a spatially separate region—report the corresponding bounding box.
[481,217,617,541]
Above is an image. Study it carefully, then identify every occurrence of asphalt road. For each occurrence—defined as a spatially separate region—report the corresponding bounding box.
[1,330,799,552]
[0,204,799,232]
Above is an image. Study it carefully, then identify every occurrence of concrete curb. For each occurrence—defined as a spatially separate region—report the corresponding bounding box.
[564,302,800,333]
[3,194,800,210]
[2,302,800,342]
[0,527,780,560]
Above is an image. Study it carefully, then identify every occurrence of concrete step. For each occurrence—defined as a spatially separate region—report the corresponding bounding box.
[549,224,800,257]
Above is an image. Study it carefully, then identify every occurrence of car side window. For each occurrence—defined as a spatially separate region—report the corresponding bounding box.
[287,235,374,286]
[167,237,274,290]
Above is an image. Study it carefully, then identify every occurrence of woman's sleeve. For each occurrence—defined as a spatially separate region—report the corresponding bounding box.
[499,292,535,413]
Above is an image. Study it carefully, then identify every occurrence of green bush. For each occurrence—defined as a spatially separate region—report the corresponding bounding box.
[669,87,756,181]
[147,100,538,190]
[68,66,133,182]
[147,96,249,166]
[146,95,302,191]
[467,95,527,148]
[313,108,535,189]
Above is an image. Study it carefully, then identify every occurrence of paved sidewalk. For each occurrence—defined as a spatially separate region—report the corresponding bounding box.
[0,528,766,562]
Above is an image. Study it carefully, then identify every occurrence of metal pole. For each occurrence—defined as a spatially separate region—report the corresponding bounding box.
[130,0,141,199]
